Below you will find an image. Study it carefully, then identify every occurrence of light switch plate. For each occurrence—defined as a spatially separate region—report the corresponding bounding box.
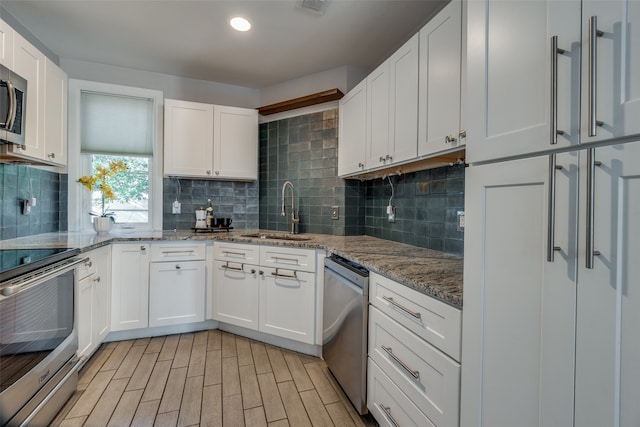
[457,210,465,231]
[331,206,339,220]
[172,201,181,214]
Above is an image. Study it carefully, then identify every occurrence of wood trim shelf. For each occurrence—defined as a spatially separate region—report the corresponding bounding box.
[257,88,344,115]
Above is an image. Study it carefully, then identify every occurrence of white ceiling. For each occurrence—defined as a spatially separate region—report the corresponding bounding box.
[0,0,447,89]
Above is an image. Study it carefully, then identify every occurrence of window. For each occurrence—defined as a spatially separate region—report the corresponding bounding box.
[68,80,164,231]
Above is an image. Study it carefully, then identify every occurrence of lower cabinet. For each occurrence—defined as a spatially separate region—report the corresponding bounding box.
[368,272,461,427]
[212,242,319,345]
[149,260,205,327]
[77,245,111,358]
[111,243,150,331]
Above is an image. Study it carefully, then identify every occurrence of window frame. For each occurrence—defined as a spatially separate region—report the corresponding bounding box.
[68,80,164,232]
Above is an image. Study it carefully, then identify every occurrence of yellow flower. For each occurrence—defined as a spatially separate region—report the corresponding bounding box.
[77,161,128,216]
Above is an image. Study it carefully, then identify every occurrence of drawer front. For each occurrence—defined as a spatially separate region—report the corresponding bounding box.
[260,246,316,272]
[369,307,460,427]
[150,242,206,262]
[368,358,436,427]
[77,256,97,280]
[369,272,462,361]
[213,242,259,263]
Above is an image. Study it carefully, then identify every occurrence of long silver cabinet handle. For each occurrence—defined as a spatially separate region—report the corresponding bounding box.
[223,261,244,272]
[223,250,247,257]
[161,250,195,255]
[380,405,400,427]
[272,256,299,263]
[586,148,601,268]
[382,345,420,379]
[588,16,604,136]
[547,154,563,262]
[382,296,421,320]
[550,36,566,144]
[271,268,297,279]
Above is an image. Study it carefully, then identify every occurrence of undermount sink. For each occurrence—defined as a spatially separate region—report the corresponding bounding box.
[240,232,312,241]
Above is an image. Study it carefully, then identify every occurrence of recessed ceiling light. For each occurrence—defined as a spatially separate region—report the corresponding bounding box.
[230,17,251,32]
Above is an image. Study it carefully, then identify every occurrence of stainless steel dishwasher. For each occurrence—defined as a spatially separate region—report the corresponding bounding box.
[323,254,369,415]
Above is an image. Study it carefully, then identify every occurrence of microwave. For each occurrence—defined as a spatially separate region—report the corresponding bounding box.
[0,63,27,146]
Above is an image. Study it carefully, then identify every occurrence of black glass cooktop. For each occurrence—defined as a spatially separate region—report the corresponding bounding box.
[0,248,80,283]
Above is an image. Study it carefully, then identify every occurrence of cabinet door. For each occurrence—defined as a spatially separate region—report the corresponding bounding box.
[92,246,111,344]
[43,58,67,166]
[213,105,258,180]
[77,275,94,358]
[111,243,149,331]
[260,268,315,344]
[575,141,640,426]
[212,259,259,330]
[338,79,367,176]
[466,0,580,163]
[149,260,205,327]
[12,31,45,160]
[461,153,578,426]
[366,61,390,169]
[389,33,418,164]
[0,19,13,67]
[164,99,213,177]
[580,0,640,143]
[418,0,463,157]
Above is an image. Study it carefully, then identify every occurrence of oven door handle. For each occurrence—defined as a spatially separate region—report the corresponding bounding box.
[1,257,86,297]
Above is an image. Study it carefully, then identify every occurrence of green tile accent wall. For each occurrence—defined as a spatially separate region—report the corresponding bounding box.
[259,109,364,235]
[0,164,68,240]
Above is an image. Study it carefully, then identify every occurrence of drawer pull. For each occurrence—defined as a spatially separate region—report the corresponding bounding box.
[382,296,422,320]
[272,268,297,279]
[84,259,93,268]
[382,346,420,379]
[223,250,247,257]
[273,256,299,264]
[380,404,399,427]
[161,250,195,255]
[223,261,244,272]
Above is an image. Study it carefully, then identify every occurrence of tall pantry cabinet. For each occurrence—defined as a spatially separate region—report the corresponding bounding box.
[461,0,640,425]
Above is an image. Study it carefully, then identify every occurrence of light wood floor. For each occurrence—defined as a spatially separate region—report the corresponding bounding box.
[53,330,379,427]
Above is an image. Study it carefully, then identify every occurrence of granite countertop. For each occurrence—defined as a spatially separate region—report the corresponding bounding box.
[0,230,463,308]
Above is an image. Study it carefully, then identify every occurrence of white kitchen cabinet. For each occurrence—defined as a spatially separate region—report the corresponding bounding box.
[164,99,214,177]
[368,272,461,427]
[0,19,13,67]
[462,141,640,426]
[260,267,315,344]
[212,242,318,344]
[466,0,581,163]
[42,58,67,166]
[574,141,640,426]
[338,79,367,176]
[579,0,640,144]
[149,260,205,327]
[111,243,149,331]
[164,99,258,180]
[418,0,464,157]
[366,34,419,170]
[212,258,260,330]
[149,242,206,328]
[10,30,45,160]
[77,246,111,358]
[213,105,258,180]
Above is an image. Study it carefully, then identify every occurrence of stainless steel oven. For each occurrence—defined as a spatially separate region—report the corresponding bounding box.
[0,248,82,427]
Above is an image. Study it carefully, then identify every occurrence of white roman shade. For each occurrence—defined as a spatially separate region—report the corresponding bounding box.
[80,91,154,155]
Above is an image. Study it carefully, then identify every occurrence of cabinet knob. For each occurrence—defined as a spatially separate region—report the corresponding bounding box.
[140,246,146,252]
[94,276,101,283]
[215,170,220,175]
[47,152,56,159]
[458,130,466,139]
[175,264,181,269]
[358,162,364,168]
[379,156,385,163]
[385,154,393,161]
[445,135,457,143]
[206,170,212,175]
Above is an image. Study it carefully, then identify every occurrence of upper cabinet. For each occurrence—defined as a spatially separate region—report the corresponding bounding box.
[164,99,258,180]
[338,79,367,176]
[338,1,464,178]
[418,0,465,157]
[579,0,640,144]
[466,0,640,163]
[0,19,68,166]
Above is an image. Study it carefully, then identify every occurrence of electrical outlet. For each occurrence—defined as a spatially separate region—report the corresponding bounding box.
[172,201,181,214]
[457,210,465,231]
[331,206,339,220]
[387,205,396,223]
